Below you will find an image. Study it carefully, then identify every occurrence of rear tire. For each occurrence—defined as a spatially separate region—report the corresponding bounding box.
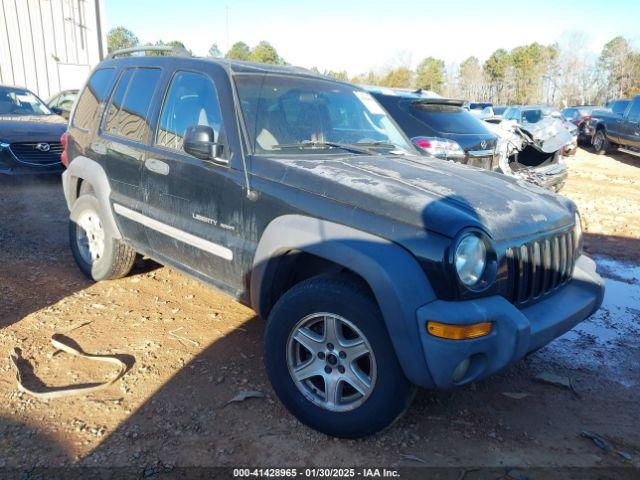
[264,274,415,438]
[69,194,136,281]
[592,130,610,155]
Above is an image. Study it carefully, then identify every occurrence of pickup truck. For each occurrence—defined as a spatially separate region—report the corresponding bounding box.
[590,95,640,156]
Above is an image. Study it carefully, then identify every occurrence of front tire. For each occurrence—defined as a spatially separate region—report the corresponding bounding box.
[69,194,136,281]
[592,130,610,155]
[264,275,415,438]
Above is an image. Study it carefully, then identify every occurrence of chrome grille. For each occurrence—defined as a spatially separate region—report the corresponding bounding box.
[506,229,575,306]
[9,142,63,165]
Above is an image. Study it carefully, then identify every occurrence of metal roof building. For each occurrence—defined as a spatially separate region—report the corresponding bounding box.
[0,0,105,99]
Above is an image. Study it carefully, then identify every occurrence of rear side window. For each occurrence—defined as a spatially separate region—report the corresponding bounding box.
[156,71,223,152]
[103,68,162,143]
[72,68,116,129]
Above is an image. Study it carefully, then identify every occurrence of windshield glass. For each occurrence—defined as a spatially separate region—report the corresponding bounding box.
[0,88,51,115]
[235,74,412,154]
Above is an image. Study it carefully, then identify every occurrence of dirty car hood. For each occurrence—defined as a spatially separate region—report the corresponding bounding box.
[255,154,574,241]
[0,115,67,143]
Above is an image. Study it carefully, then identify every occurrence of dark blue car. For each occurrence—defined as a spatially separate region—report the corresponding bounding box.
[0,85,67,175]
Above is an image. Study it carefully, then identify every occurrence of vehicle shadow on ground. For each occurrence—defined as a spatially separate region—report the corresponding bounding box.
[0,414,73,467]
[83,314,269,467]
[0,174,160,329]
[606,150,640,169]
[583,232,640,264]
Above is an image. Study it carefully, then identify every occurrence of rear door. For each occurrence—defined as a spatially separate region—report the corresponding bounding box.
[100,67,163,248]
[141,66,247,294]
[620,98,640,148]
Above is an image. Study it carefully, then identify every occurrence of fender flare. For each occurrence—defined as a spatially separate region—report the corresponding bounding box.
[250,214,437,387]
[62,156,122,239]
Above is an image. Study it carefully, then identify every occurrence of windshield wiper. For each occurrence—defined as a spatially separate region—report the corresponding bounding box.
[355,141,412,155]
[355,141,397,149]
[273,140,379,155]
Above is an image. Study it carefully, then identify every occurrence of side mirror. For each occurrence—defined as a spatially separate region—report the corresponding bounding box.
[51,106,64,116]
[183,125,225,164]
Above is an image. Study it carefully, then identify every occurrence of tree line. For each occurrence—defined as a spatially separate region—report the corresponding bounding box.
[107,27,639,106]
[107,27,284,66]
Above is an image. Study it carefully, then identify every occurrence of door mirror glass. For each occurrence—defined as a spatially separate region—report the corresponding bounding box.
[183,125,224,161]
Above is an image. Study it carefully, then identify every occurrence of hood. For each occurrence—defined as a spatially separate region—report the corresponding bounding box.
[0,114,67,143]
[255,154,574,241]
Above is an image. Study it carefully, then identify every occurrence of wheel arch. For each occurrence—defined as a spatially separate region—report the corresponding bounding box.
[251,214,437,387]
[62,156,122,239]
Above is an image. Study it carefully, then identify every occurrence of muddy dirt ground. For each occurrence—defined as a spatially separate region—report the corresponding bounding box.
[0,148,638,476]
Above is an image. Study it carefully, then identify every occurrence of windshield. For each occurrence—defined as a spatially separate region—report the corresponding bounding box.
[0,88,51,115]
[235,74,412,154]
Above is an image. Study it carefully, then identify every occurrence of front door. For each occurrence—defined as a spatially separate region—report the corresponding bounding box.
[621,98,640,148]
[141,68,248,295]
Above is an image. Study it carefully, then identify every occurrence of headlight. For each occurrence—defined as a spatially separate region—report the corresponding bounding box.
[454,233,487,287]
[574,212,582,254]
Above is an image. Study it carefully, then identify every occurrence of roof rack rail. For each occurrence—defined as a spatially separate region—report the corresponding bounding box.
[106,45,191,60]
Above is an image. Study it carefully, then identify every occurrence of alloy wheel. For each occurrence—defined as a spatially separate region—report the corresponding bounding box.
[286,312,377,412]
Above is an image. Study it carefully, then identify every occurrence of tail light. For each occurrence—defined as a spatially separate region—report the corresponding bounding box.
[411,136,465,159]
[60,131,68,167]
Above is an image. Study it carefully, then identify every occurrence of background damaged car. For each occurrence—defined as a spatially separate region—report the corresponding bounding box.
[484,105,577,192]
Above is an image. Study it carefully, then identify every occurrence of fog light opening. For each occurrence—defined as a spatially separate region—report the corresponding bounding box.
[452,358,471,383]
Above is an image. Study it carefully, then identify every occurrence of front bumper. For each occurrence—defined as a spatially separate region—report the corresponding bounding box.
[414,255,604,389]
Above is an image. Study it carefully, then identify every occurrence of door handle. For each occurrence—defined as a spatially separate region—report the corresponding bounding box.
[90,142,107,155]
[145,158,170,175]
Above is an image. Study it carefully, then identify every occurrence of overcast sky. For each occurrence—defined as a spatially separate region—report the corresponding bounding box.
[105,0,640,75]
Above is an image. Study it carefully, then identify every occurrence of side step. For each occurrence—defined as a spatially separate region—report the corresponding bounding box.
[618,147,640,158]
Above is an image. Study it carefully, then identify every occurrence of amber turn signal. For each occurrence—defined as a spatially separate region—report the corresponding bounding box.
[426,321,492,340]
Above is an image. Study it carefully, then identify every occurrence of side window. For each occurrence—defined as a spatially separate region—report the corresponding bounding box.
[612,101,628,116]
[156,71,224,153]
[503,108,516,121]
[72,68,117,129]
[58,92,77,111]
[103,68,162,143]
[626,99,640,122]
[48,94,61,108]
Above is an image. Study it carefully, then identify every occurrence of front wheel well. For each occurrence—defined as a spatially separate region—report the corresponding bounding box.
[259,250,375,318]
